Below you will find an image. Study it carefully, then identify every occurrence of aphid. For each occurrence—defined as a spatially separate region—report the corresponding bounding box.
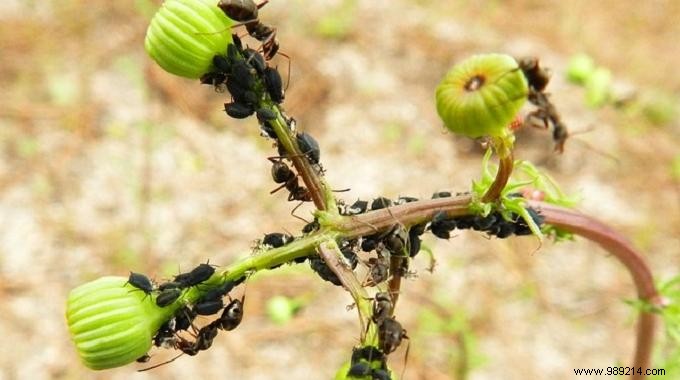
[224,102,254,119]
[453,215,475,230]
[201,281,236,303]
[372,369,392,380]
[371,197,392,210]
[302,218,320,234]
[309,256,342,286]
[295,132,320,164]
[513,208,544,236]
[472,213,497,231]
[229,60,257,89]
[407,232,421,258]
[384,227,408,254]
[243,48,266,74]
[429,211,457,239]
[517,57,551,92]
[263,66,284,103]
[347,361,372,377]
[173,272,191,286]
[360,236,378,252]
[351,346,385,367]
[410,222,427,237]
[256,107,277,122]
[125,272,154,297]
[260,121,277,139]
[378,317,408,354]
[194,299,225,316]
[396,196,419,204]
[345,199,368,215]
[212,55,232,72]
[218,297,245,331]
[158,281,183,291]
[156,288,183,307]
[182,262,216,287]
[494,221,515,239]
[339,239,359,269]
[262,232,294,248]
[431,191,451,199]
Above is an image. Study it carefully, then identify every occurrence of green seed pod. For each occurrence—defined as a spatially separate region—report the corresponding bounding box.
[435,54,528,139]
[144,0,233,79]
[66,276,172,370]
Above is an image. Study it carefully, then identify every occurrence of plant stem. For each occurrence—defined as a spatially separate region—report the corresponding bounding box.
[270,109,328,211]
[530,201,662,379]
[317,240,377,344]
[481,150,514,203]
[159,192,660,378]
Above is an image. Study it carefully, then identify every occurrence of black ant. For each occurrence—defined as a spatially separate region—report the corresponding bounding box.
[513,57,570,153]
[218,0,281,60]
[267,157,312,202]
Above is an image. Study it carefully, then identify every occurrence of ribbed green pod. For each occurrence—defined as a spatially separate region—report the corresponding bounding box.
[435,54,528,139]
[144,0,233,79]
[66,276,171,370]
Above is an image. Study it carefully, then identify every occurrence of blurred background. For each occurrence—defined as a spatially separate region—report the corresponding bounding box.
[1,0,679,379]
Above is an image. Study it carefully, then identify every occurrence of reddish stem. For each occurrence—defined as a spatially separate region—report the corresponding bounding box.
[531,202,663,379]
[482,151,514,203]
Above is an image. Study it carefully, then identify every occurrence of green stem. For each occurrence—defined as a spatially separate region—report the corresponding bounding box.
[317,240,378,345]
[269,107,330,211]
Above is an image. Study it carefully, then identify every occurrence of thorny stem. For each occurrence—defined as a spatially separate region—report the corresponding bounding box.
[481,149,514,203]
[529,202,662,379]
[317,240,378,344]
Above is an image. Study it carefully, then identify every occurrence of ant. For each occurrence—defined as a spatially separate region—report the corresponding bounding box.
[513,57,570,153]
[267,157,312,202]
[218,0,281,60]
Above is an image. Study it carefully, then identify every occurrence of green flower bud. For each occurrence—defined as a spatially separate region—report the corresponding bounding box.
[145,0,233,79]
[435,54,528,139]
[565,53,596,85]
[584,67,612,108]
[66,276,171,370]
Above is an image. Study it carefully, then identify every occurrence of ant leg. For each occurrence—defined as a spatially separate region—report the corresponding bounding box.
[256,0,270,9]
[138,353,185,372]
[290,201,310,223]
[269,182,288,194]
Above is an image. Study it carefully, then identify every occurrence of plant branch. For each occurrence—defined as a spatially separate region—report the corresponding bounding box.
[317,240,377,343]
[530,201,663,378]
[481,150,514,202]
[270,108,328,211]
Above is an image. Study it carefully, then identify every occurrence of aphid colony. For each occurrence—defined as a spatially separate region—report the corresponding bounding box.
[301,192,545,289]
[124,265,247,370]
